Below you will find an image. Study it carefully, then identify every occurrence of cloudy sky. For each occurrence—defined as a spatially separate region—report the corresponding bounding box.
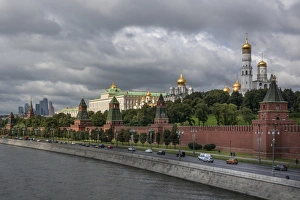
[1,0,300,115]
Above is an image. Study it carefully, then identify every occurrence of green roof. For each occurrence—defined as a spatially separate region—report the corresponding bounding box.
[263,76,285,102]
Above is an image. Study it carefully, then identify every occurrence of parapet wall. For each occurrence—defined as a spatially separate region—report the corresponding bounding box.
[1,139,299,200]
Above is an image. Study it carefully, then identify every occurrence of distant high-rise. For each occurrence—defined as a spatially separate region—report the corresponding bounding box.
[18,106,24,115]
[49,101,54,116]
[40,98,49,116]
[24,103,29,114]
[35,104,40,115]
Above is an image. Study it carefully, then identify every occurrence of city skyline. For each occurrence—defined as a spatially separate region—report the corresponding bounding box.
[1,0,300,115]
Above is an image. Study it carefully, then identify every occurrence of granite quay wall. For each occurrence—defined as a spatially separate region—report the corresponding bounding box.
[1,139,299,200]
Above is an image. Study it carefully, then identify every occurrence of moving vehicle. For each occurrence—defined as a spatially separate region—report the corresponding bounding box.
[99,144,105,148]
[226,158,238,164]
[274,164,288,171]
[203,156,214,163]
[176,151,185,157]
[145,149,153,153]
[128,146,136,151]
[107,145,113,149]
[157,150,165,155]
[198,153,211,161]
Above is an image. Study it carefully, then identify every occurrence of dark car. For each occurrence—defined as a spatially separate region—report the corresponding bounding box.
[274,164,288,171]
[99,144,105,148]
[157,150,165,155]
[176,151,185,157]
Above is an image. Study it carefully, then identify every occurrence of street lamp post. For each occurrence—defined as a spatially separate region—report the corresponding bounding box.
[130,129,134,154]
[149,128,153,150]
[115,129,118,147]
[268,124,280,176]
[95,128,100,144]
[230,140,232,156]
[50,128,54,142]
[22,127,26,138]
[255,124,263,164]
[34,128,40,139]
[176,129,184,161]
[190,127,197,156]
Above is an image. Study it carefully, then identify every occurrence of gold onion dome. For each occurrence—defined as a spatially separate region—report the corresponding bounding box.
[177,73,186,86]
[223,86,230,94]
[146,90,151,96]
[242,38,252,49]
[257,59,267,67]
[110,82,117,89]
[232,79,241,92]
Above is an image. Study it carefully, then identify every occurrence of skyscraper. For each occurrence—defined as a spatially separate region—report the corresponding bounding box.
[24,103,29,115]
[49,101,54,116]
[40,98,49,116]
[35,104,40,115]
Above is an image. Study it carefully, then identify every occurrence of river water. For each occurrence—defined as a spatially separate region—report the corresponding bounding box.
[0,144,262,200]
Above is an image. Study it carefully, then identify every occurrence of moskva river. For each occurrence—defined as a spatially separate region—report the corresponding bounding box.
[0,144,262,200]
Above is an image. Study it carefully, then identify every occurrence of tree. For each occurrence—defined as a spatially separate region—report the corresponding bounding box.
[91,111,106,126]
[140,132,147,146]
[155,132,161,147]
[203,89,230,107]
[282,89,295,111]
[211,103,238,125]
[240,107,256,124]
[227,91,244,109]
[194,102,209,125]
[163,129,172,148]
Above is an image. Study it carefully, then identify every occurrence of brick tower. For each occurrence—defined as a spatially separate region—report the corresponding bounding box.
[71,97,92,131]
[27,98,35,119]
[252,75,296,157]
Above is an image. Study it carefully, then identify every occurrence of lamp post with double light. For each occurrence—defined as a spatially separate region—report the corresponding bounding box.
[176,129,184,161]
[190,127,197,156]
[255,124,263,164]
[268,124,280,176]
[130,129,134,153]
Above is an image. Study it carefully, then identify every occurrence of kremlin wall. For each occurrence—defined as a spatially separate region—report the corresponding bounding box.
[53,76,299,160]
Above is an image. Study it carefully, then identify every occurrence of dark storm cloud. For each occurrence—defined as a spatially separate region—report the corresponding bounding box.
[0,0,299,114]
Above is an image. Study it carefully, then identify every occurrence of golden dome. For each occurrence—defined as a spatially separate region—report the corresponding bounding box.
[110,82,117,89]
[242,36,252,49]
[232,79,241,92]
[177,73,186,86]
[142,96,145,101]
[146,90,151,96]
[223,86,230,94]
[257,60,267,67]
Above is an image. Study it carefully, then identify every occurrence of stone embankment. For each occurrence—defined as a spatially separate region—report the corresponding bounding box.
[1,139,299,200]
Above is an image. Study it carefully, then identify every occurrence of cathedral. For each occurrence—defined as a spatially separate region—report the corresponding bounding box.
[164,72,194,102]
[224,35,272,95]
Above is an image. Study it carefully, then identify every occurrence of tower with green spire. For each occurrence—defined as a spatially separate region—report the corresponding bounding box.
[27,98,35,119]
[71,97,92,131]
[106,96,123,126]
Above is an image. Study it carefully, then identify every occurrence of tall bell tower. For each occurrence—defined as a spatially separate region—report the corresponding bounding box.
[240,33,253,95]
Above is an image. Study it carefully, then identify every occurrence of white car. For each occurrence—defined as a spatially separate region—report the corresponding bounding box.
[128,147,136,151]
[145,149,153,153]
[71,142,76,145]
[198,153,211,161]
